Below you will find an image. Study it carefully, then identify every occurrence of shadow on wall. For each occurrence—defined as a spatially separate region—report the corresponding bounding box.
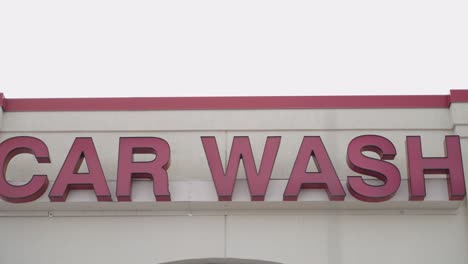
[161,258,283,264]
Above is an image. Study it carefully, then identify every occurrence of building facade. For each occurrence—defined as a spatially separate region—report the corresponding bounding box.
[0,91,467,264]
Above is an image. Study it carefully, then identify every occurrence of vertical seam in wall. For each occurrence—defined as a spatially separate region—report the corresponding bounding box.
[0,109,4,131]
[224,214,228,258]
[327,214,341,264]
[224,131,228,258]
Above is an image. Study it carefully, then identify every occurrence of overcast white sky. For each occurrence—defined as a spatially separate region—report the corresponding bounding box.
[0,1,467,98]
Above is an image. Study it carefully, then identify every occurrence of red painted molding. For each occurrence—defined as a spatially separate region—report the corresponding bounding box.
[450,89,468,103]
[0,91,466,112]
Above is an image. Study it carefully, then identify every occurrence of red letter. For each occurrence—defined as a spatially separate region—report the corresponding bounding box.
[117,137,171,201]
[407,136,465,201]
[202,136,281,201]
[0,137,50,203]
[347,135,401,202]
[49,138,111,202]
[283,137,345,201]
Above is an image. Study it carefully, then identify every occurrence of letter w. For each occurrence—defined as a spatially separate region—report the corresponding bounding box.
[201,136,281,201]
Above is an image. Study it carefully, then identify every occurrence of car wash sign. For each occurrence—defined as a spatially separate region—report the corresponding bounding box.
[0,135,465,204]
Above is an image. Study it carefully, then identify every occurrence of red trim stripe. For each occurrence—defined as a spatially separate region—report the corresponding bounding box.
[450,89,468,103]
[0,90,466,112]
